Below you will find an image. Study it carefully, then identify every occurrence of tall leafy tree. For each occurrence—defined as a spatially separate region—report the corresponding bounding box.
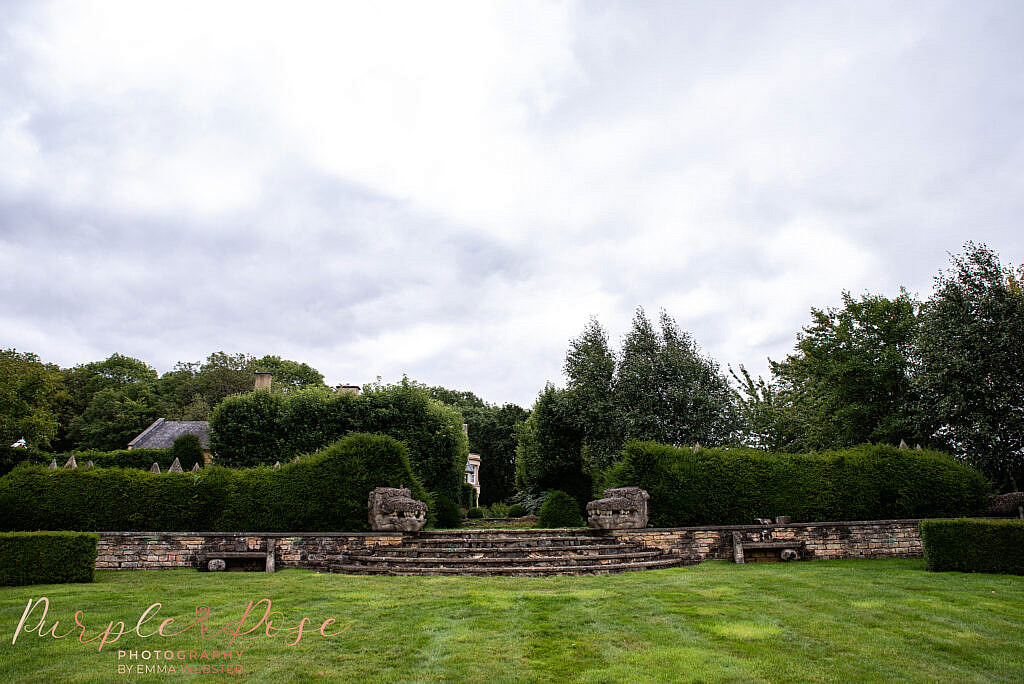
[764,290,924,451]
[515,384,590,505]
[564,318,620,474]
[0,349,64,448]
[614,308,738,447]
[917,243,1024,490]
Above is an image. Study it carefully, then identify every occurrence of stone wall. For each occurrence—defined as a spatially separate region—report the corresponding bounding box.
[95,532,403,571]
[608,519,923,562]
[95,519,924,571]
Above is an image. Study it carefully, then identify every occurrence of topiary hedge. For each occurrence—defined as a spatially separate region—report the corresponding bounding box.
[13,448,180,472]
[0,433,426,533]
[170,434,204,467]
[209,381,467,501]
[538,490,584,528]
[605,442,989,527]
[920,519,1024,575]
[0,531,98,586]
[466,507,485,519]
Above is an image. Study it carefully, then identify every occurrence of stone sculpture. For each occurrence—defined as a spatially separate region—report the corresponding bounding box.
[368,487,428,532]
[586,486,650,529]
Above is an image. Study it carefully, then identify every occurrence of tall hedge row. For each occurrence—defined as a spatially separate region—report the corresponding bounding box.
[1,446,186,474]
[920,519,1024,575]
[0,531,99,586]
[0,433,427,533]
[605,442,989,526]
[210,382,468,501]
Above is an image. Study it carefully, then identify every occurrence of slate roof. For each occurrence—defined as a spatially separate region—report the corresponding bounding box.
[128,418,210,450]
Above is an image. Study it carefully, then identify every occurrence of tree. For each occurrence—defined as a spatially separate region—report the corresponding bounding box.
[762,290,924,451]
[252,355,326,392]
[514,384,591,505]
[0,349,64,448]
[564,318,620,474]
[614,308,739,448]
[917,243,1024,490]
[67,383,167,451]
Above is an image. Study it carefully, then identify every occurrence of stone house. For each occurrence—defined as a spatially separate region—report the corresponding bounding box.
[128,418,212,463]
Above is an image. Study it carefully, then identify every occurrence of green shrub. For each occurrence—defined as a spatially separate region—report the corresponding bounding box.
[10,448,172,472]
[0,531,98,586]
[209,380,467,501]
[432,495,462,528]
[605,442,989,526]
[920,519,1024,575]
[170,434,204,468]
[0,445,45,477]
[507,503,526,518]
[488,502,511,518]
[467,507,485,519]
[538,490,584,528]
[0,433,426,533]
[461,483,478,509]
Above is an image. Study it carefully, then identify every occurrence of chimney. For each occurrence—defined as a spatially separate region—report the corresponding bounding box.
[336,384,361,395]
[254,372,272,390]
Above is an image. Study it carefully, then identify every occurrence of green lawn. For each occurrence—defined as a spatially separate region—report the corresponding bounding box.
[2,559,1022,683]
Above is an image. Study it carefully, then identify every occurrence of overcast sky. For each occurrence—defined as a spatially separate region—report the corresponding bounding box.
[2,1,1022,407]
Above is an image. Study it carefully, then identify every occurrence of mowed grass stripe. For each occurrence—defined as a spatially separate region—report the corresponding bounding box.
[1,559,1022,683]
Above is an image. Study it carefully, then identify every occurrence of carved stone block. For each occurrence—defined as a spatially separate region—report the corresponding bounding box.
[586,486,649,529]
[368,487,427,532]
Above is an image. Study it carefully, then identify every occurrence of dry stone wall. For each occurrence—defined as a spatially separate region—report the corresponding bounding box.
[95,520,925,571]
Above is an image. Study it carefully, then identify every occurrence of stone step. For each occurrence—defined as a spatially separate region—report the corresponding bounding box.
[346,550,664,567]
[349,544,642,558]
[392,542,637,554]
[328,557,688,577]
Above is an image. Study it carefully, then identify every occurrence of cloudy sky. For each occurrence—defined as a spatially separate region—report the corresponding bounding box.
[1,1,1022,406]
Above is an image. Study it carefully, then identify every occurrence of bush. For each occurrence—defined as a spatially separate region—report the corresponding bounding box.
[461,483,478,509]
[0,433,426,532]
[0,531,98,586]
[209,380,467,501]
[467,507,485,519]
[432,496,462,529]
[507,503,526,518]
[5,447,173,472]
[0,445,45,477]
[605,442,989,527]
[170,434,204,468]
[920,519,1024,575]
[487,502,511,518]
[538,490,584,528]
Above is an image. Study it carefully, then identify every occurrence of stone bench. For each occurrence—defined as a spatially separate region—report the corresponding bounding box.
[198,540,276,572]
[732,532,804,563]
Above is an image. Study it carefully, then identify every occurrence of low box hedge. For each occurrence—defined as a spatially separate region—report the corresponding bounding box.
[0,433,427,533]
[920,518,1024,575]
[0,531,99,586]
[606,442,989,526]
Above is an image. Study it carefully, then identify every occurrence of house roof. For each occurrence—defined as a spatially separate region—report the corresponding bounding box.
[128,418,210,450]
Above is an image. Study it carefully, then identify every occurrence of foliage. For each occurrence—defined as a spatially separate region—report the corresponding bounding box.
[0,433,425,532]
[422,382,528,507]
[605,441,988,527]
[487,502,511,517]
[432,495,462,528]
[467,507,485,519]
[461,482,478,509]
[170,434,204,467]
[917,243,1024,490]
[66,384,167,451]
[920,518,1024,575]
[208,389,287,467]
[515,385,591,506]
[0,531,98,586]
[537,490,584,528]
[507,503,526,518]
[753,290,924,452]
[0,349,65,449]
[0,444,45,477]
[563,318,620,473]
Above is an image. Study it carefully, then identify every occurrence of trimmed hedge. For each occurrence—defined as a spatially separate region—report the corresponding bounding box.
[0,433,427,532]
[507,503,526,518]
[0,531,98,586]
[467,507,485,519]
[538,490,584,528]
[8,448,184,473]
[605,442,989,526]
[209,382,468,501]
[920,519,1024,575]
[433,495,462,528]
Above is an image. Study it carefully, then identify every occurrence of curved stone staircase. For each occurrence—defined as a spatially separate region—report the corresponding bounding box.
[326,528,690,576]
